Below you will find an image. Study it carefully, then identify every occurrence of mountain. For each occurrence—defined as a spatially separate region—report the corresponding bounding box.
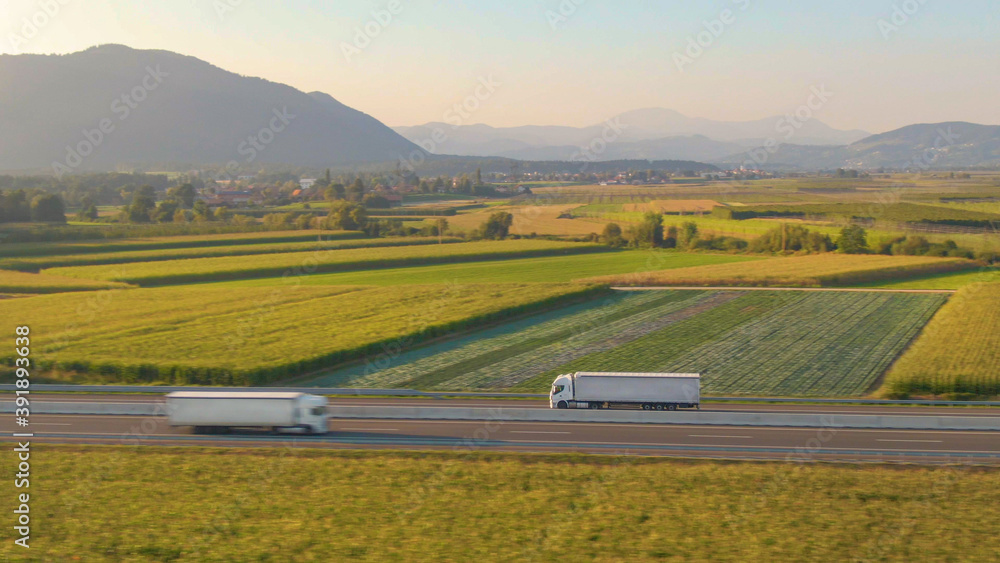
[717,122,1000,170]
[0,45,422,173]
[393,108,870,162]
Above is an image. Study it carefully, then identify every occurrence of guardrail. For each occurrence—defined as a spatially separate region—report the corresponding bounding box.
[3,384,998,407]
[3,402,998,431]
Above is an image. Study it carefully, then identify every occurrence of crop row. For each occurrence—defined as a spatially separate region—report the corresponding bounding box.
[881,282,1000,396]
[660,292,946,396]
[0,283,605,385]
[312,290,713,388]
[46,240,608,286]
[0,270,133,294]
[0,236,462,272]
[0,229,363,259]
[591,254,976,287]
[437,292,742,390]
[522,291,945,396]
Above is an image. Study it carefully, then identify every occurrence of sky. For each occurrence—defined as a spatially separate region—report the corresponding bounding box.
[2,0,998,134]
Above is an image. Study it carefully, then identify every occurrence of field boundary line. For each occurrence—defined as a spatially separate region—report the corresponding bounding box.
[612,286,957,294]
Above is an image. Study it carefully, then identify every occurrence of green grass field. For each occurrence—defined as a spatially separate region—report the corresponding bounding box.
[881,282,1000,396]
[204,250,761,288]
[0,283,602,385]
[45,240,606,286]
[6,446,998,561]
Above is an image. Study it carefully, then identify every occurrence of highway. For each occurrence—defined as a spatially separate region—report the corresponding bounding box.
[24,394,1000,417]
[4,402,999,464]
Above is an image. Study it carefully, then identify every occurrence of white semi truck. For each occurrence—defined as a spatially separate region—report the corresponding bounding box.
[166,391,328,434]
[549,372,700,410]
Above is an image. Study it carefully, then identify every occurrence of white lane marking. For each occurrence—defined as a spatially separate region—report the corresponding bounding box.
[319,419,1000,435]
[30,423,73,426]
[509,430,571,435]
[690,435,753,439]
[876,439,944,443]
[339,427,400,432]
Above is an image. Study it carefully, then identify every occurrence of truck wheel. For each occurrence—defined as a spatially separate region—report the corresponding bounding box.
[557,401,568,410]
[654,404,664,411]
[667,404,677,411]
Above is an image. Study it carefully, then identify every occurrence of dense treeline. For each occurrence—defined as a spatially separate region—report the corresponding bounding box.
[594,217,999,264]
[0,173,171,207]
[712,202,1000,228]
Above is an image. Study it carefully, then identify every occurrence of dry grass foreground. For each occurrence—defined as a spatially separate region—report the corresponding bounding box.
[881,281,1000,396]
[591,254,977,287]
[5,445,999,561]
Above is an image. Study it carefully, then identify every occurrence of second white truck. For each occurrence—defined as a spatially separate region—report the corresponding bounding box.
[166,391,329,434]
[549,372,700,410]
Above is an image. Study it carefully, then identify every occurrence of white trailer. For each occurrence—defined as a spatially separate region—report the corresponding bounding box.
[166,392,328,434]
[549,372,700,411]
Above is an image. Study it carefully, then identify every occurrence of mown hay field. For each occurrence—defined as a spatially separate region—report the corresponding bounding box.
[0,270,132,293]
[592,254,977,287]
[0,283,603,385]
[7,446,999,562]
[0,236,461,271]
[46,239,606,286]
[444,204,609,236]
[881,282,1000,396]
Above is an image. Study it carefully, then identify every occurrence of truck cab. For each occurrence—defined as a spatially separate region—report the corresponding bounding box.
[549,374,573,409]
[298,394,329,434]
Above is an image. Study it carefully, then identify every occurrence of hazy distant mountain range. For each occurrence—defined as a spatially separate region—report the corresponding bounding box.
[715,122,1000,170]
[0,45,420,173]
[1,45,998,174]
[393,108,872,162]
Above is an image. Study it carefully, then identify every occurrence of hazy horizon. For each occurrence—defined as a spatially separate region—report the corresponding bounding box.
[3,0,999,134]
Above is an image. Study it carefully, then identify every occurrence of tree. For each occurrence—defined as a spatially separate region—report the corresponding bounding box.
[363,194,392,209]
[171,183,197,208]
[601,223,625,247]
[327,201,367,230]
[192,200,214,222]
[480,211,514,240]
[325,183,346,201]
[208,206,228,223]
[347,178,365,201]
[127,187,156,223]
[154,200,179,223]
[663,225,678,248]
[626,213,664,248]
[677,221,699,248]
[1,190,31,222]
[76,204,99,222]
[836,225,869,254]
[30,194,66,223]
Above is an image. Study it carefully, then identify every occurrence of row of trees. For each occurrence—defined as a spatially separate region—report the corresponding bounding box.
[0,190,66,223]
[600,213,747,252]
[592,217,995,261]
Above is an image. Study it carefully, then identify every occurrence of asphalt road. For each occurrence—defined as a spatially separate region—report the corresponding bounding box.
[27,394,1000,417]
[4,412,999,464]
